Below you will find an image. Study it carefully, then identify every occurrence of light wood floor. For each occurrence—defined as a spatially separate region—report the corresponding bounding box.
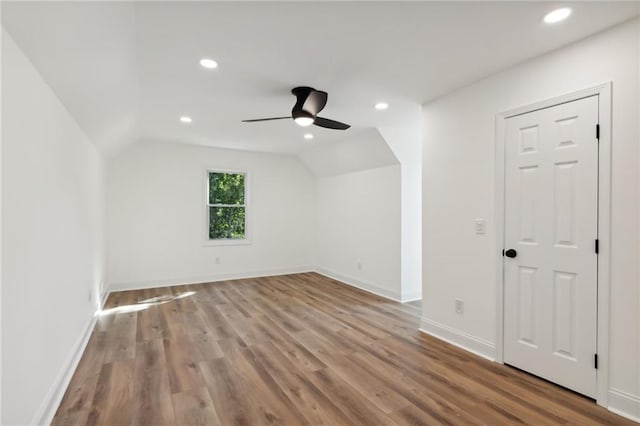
[53,273,633,425]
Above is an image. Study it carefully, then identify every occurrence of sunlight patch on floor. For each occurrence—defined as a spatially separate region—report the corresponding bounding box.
[98,291,197,316]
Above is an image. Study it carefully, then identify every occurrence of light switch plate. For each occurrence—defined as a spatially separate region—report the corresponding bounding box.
[475,218,486,235]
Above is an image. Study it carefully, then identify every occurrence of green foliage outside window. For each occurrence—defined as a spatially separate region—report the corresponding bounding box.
[208,172,246,239]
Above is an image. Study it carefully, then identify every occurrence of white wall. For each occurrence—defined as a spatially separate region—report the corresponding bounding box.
[0,16,4,426]
[422,19,639,418]
[299,128,398,177]
[298,128,404,301]
[316,165,402,301]
[107,141,315,289]
[379,124,423,301]
[1,14,5,426]
[1,29,106,425]
[637,22,640,421]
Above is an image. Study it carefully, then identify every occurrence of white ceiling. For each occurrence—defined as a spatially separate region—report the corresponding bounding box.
[3,1,639,156]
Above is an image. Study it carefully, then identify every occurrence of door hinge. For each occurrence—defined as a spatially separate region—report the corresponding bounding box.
[596,124,600,141]
[594,354,598,369]
[595,239,599,254]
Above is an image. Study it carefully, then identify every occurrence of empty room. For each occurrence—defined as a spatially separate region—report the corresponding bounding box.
[1,1,639,425]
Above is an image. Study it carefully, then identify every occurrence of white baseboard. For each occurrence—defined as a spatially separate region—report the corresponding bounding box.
[314,267,401,302]
[107,266,314,293]
[31,307,102,425]
[419,316,496,361]
[608,388,640,423]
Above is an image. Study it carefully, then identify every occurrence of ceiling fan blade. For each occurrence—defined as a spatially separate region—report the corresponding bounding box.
[302,90,328,115]
[313,116,350,130]
[241,117,290,123]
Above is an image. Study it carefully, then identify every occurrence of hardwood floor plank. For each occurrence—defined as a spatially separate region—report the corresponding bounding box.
[369,335,584,424]
[53,273,635,426]
[305,368,398,426]
[163,334,205,393]
[187,331,225,362]
[136,306,164,342]
[172,386,221,426]
[390,404,457,426]
[195,300,243,341]
[290,327,412,415]
[217,287,255,318]
[350,340,546,424]
[54,373,101,422]
[158,302,187,339]
[89,360,135,425]
[132,340,175,426]
[180,310,212,337]
[199,357,265,426]
[55,331,106,417]
[249,342,354,425]
[348,350,483,425]
[253,315,326,372]
[170,285,199,312]
[103,313,137,363]
[51,409,91,426]
[220,341,311,425]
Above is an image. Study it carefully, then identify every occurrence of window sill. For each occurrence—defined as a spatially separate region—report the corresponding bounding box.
[202,238,252,247]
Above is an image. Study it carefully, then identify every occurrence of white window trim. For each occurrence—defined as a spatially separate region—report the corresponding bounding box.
[202,168,251,246]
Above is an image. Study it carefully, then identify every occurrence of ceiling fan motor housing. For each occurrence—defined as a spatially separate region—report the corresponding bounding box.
[291,86,321,118]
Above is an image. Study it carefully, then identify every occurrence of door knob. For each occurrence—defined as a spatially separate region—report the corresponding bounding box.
[505,249,517,258]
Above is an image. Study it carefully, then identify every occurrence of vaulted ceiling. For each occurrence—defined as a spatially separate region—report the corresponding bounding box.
[3,1,638,157]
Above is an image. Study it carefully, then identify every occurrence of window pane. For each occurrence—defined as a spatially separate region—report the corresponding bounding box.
[209,206,245,239]
[209,172,245,205]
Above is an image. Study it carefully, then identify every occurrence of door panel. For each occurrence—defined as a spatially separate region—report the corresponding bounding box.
[504,95,598,398]
[517,266,537,346]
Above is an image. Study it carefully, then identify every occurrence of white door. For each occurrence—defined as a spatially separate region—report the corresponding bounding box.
[503,95,599,398]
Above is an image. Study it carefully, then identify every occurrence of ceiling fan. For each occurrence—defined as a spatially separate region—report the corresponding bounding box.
[242,86,350,130]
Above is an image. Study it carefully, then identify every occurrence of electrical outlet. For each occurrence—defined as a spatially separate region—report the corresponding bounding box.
[455,299,464,314]
[215,256,220,264]
[356,261,362,271]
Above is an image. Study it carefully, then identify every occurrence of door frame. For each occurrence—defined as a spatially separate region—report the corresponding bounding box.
[494,82,612,406]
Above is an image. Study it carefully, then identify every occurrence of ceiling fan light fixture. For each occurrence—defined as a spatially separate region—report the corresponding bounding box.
[293,110,315,127]
[294,117,314,127]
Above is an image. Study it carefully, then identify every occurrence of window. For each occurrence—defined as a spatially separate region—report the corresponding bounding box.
[207,171,247,241]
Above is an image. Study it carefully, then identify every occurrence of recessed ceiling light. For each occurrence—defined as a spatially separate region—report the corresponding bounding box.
[543,8,572,24]
[199,58,218,69]
[180,116,192,123]
[375,102,389,110]
[304,133,314,140]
